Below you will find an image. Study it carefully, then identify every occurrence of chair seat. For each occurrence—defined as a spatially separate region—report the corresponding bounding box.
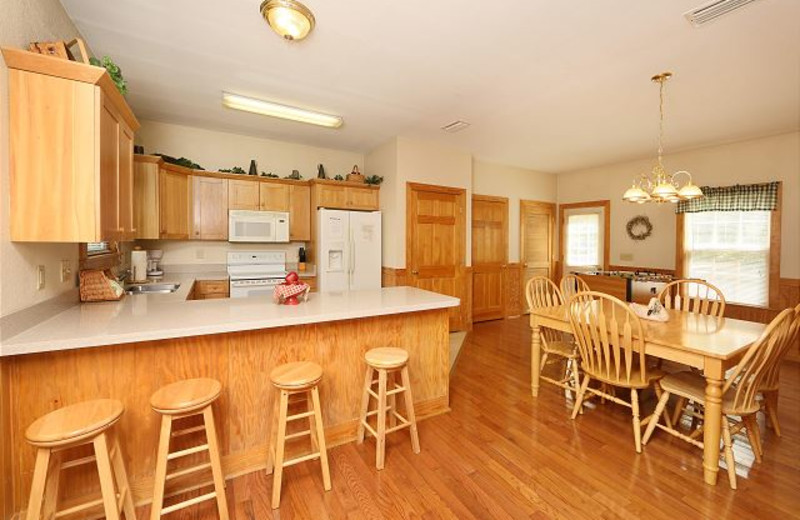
[365,347,409,369]
[26,399,123,447]
[150,378,221,414]
[270,361,323,390]
[660,371,759,415]
[542,340,578,358]
[583,366,665,389]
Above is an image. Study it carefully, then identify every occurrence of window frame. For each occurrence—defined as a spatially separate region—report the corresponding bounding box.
[79,241,121,271]
[559,200,610,276]
[676,182,782,310]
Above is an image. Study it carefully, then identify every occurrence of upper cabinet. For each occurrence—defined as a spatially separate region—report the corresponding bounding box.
[159,165,192,239]
[259,182,290,211]
[288,184,311,241]
[192,175,228,240]
[229,179,260,210]
[2,48,140,242]
[310,180,380,211]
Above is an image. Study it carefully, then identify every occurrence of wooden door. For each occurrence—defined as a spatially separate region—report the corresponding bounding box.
[316,184,348,209]
[520,200,555,310]
[347,186,379,210]
[159,169,191,239]
[472,195,508,322]
[406,182,467,331]
[259,182,290,211]
[118,121,135,239]
[229,179,260,210]
[99,101,120,241]
[192,176,228,240]
[289,184,311,241]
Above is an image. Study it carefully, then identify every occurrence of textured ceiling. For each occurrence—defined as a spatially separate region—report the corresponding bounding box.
[61,0,800,172]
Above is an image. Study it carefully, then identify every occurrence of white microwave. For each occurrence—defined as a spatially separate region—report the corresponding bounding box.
[228,210,289,243]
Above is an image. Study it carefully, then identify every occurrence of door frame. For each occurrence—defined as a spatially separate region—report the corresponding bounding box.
[519,199,557,280]
[558,200,610,279]
[471,194,509,322]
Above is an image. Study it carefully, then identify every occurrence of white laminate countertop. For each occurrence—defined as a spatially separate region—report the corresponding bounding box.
[0,281,459,357]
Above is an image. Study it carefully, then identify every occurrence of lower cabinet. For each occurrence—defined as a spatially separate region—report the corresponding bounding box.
[191,279,230,300]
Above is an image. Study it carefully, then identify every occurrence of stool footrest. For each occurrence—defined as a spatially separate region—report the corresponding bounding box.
[54,497,104,518]
[171,425,207,437]
[116,486,128,513]
[364,406,392,418]
[160,490,217,516]
[360,420,378,439]
[286,410,315,421]
[284,429,312,441]
[386,386,406,396]
[166,462,212,481]
[166,443,209,461]
[60,453,97,470]
[282,451,321,468]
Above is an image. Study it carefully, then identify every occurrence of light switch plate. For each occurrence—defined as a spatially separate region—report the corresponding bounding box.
[620,253,634,261]
[36,265,45,290]
[60,259,72,283]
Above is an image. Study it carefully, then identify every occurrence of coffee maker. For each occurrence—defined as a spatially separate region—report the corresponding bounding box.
[147,249,164,277]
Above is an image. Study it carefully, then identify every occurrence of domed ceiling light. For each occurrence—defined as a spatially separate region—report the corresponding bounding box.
[260,0,315,41]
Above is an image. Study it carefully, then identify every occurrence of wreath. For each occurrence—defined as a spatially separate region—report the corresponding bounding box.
[626,215,653,241]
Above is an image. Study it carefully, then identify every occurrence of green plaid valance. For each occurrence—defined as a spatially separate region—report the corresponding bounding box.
[675,181,780,214]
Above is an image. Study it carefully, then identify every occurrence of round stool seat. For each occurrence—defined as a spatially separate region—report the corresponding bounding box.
[270,361,323,390]
[365,347,409,370]
[26,399,123,447]
[150,378,221,414]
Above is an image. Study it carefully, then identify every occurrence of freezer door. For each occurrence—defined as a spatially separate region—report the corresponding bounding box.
[318,208,350,292]
[349,211,382,291]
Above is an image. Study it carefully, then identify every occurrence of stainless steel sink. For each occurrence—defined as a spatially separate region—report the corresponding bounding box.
[125,283,181,295]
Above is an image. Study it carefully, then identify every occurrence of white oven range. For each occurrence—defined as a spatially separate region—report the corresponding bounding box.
[226,251,287,299]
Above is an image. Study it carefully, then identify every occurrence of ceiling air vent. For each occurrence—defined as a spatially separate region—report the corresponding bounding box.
[684,0,760,27]
[441,120,471,133]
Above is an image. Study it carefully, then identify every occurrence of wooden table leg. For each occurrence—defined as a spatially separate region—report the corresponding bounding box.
[531,320,541,397]
[703,361,724,486]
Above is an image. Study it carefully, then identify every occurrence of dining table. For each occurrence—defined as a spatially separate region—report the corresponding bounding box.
[529,304,767,486]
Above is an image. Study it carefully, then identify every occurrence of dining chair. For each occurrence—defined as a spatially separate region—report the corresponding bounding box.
[642,306,800,488]
[560,274,589,303]
[759,303,800,437]
[526,276,581,400]
[567,291,668,453]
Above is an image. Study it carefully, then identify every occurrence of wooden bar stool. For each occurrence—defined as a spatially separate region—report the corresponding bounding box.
[24,399,136,520]
[357,347,420,470]
[150,378,229,520]
[266,361,331,509]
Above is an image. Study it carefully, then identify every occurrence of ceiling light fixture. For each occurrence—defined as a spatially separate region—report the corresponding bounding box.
[622,72,703,204]
[260,0,315,41]
[222,92,343,128]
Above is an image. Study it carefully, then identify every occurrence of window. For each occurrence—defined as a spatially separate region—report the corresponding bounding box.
[684,211,770,306]
[566,214,600,268]
[86,242,112,256]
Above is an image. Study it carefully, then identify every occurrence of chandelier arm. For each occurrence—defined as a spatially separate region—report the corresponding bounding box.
[671,170,693,186]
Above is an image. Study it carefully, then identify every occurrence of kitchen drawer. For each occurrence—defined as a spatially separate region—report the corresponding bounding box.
[194,279,229,299]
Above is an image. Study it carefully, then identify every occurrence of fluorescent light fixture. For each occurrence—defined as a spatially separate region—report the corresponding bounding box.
[222,92,343,128]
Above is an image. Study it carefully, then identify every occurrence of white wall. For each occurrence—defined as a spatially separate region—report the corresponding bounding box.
[557,132,800,278]
[472,160,557,263]
[0,0,83,317]
[364,139,399,268]
[136,120,364,181]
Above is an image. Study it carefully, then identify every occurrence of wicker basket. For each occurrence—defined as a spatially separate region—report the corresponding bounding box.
[79,269,123,302]
[346,173,365,183]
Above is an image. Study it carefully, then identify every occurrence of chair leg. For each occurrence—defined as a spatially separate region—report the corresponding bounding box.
[742,414,763,463]
[539,352,549,375]
[571,375,590,420]
[400,365,421,454]
[631,389,642,454]
[310,386,332,491]
[570,359,583,414]
[671,396,688,427]
[150,415,172,520]
[376,369,388,470]
[357,366,374,444]
[110,433,136,520]
[643,389,671,445]
[763,390,781,437]
[25,448,51,520]
[93,432,121,520]
[721,416,737,490]
[203,406,230,520]
[653,384,673,429]
[271,390,289,509]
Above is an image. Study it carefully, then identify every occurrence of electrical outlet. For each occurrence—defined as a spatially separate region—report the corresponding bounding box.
[196,248,205,260]
[60,259,72,282]
[620,253,634,261]
[36,265,45,290]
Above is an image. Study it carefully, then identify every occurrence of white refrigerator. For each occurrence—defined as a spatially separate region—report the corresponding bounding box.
[317,208,382,292]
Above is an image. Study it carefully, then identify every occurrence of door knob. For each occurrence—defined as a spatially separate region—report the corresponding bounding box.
[411,270,419,275]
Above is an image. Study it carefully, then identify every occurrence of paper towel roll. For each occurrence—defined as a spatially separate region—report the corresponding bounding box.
[131,250,148,282]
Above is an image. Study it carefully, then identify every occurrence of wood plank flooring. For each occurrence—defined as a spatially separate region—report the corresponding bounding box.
[136,317,800,519]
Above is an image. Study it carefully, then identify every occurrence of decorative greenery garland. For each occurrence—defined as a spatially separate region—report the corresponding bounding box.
[626,215,653,241]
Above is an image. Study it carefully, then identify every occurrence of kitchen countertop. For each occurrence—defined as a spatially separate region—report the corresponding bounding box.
[1,285,459,357]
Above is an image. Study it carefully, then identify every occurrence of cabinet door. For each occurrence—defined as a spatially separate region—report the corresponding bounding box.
[229,179,260,210]
[347,187,379,210]
[259,182,290,211]
[289,184,311,241]
[193,176,228,240]
[118,122,135,239]
[316,184,348,209]
[134,161,160,239]
[99,101,120,241]
[159,169,190,239]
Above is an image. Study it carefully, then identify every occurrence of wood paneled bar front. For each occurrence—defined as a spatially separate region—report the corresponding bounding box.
[0,289,456,518]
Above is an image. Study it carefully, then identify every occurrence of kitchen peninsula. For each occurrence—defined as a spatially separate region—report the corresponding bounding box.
[0,286,458,510]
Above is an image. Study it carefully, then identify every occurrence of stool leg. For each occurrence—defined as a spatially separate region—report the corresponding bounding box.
[310,386,332,491]
[110,433,136,520]
[93,432,121,520]
[388,371,398,429]
[357,366,374,444]
[266,387,280,475]
[271,390,289,509]
[307,391,319,453]
[150,415,173,520]
[400,366,421,454]
[376,369,388,470]
[25,448,51,520]
[203,406,230,520]
[41,451,62,519]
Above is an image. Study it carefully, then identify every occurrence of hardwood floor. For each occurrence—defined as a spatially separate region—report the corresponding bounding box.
[137,318,800,519]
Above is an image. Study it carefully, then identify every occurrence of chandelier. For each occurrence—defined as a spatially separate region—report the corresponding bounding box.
[623,72,703,204]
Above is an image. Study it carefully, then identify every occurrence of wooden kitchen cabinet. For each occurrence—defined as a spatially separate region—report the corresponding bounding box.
[310,180,380,211]
[159,167,192,239]
[259,182,290,211]
[347,186,380,210]
[3,48,140,242]
[134,156,161,239]
[192,176,228,240]
[315,183,349,209]
[289,184,311,241]
[192,279,229,300]
[229,179,260,210]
